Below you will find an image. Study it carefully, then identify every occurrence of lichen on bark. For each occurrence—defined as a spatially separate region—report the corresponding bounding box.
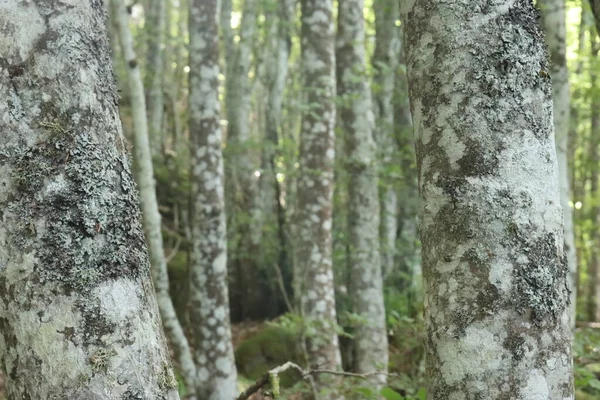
[405,0,574,398]
[188,0,239,398]
[0,1,178,399]
[336,0,388,388]
[295,0,344,397]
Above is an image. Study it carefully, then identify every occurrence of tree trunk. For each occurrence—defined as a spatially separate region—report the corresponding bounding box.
[0,1,179,399]
[590,0,600,36]
[587,35,600,322]
[262,0,296,314]
[395,42,421,302]
[112,0,197,395]
[220,0,235,79]
[539,0,577,329]
[404,1,574,398]
[373,0,400,282]
[296,0,343,397]
[224,0,263,321]
[188,0,238,398]
[571,8,588,305]
[145,0,167,156]
[336,0,388,387]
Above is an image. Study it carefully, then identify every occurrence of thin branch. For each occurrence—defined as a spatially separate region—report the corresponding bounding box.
[236,361,391,400]
[273,263,294,313]
[165,236,182,263]
[577,321,600,329]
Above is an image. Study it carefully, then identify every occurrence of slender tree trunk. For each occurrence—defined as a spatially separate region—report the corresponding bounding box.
[0,1,178,399]
[223,0,264,321]
[188,0,238,398]
[373,0,400,280]
[145,0,167,156]
[570,8,587,195]
[590,0,600,36]
[168,0,187,155]
[220,0,235,78]
[112,1,197,395]
[296,0,343,397]
[540,0,577,329]
[395,42,421,301]
[571,8,588,303]
[336,0,388,387]
[587,36,600,322]
[262,0,296,312]
[404,1,574,398]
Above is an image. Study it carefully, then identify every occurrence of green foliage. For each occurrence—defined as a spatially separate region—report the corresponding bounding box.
[574,328,600,396]
[381,387,405,400]
[234,320,302,383]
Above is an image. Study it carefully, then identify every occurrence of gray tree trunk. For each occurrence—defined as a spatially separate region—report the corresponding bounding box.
[404,1,574,398]
[587,36,600,322]
[295,0,343,397]
[0,1,179,399]
[145,0,167,156]
[373,0,400,280]
[112,0,197,395]
[188,0,238,398]
[224,0,263,320]
[262,0,295,312]
[540,0,577,329]
[336,0,388,387]
[395,43,421,298]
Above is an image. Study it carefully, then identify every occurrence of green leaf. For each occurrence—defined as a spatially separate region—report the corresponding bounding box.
[353,387,376,398]
[588,378,600,390]
[380,387,404,400]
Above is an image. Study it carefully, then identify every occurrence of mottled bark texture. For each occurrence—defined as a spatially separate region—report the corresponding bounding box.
[336,0,388,387]
[373,0,400,279]
[145,0,167,155]
[0,1,178,399]
[296,0,343,397]
[189,0,238,398]
[404,1,574,398]
[540,0,576,329]
[113,0,197,394]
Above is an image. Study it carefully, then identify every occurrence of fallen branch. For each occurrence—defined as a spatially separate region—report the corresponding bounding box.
[577,321,600,329]
[236,361,390,400]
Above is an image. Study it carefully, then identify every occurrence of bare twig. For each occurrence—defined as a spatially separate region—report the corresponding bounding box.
[577,321,600,329]
[273,263,294,313]
[235,361,391,400]
[165,236,182,263]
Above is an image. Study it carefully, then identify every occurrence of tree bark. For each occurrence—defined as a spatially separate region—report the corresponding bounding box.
[262,0,296,313]
[587,35,600,322]
[296,0,343,397]
[145,0,167,156]
[394,42,421,301]
[404,1,574,398]
[336,0,388,388]
[589,0,600,37]
[112,0,197,395]
[188,0,238,398]
[0,1,178,399]
[539,0,577,329]
[224,0,264,321]
[373,0,400,280]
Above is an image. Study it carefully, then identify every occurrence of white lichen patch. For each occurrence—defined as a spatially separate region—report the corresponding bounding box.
[438,325,508,385]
